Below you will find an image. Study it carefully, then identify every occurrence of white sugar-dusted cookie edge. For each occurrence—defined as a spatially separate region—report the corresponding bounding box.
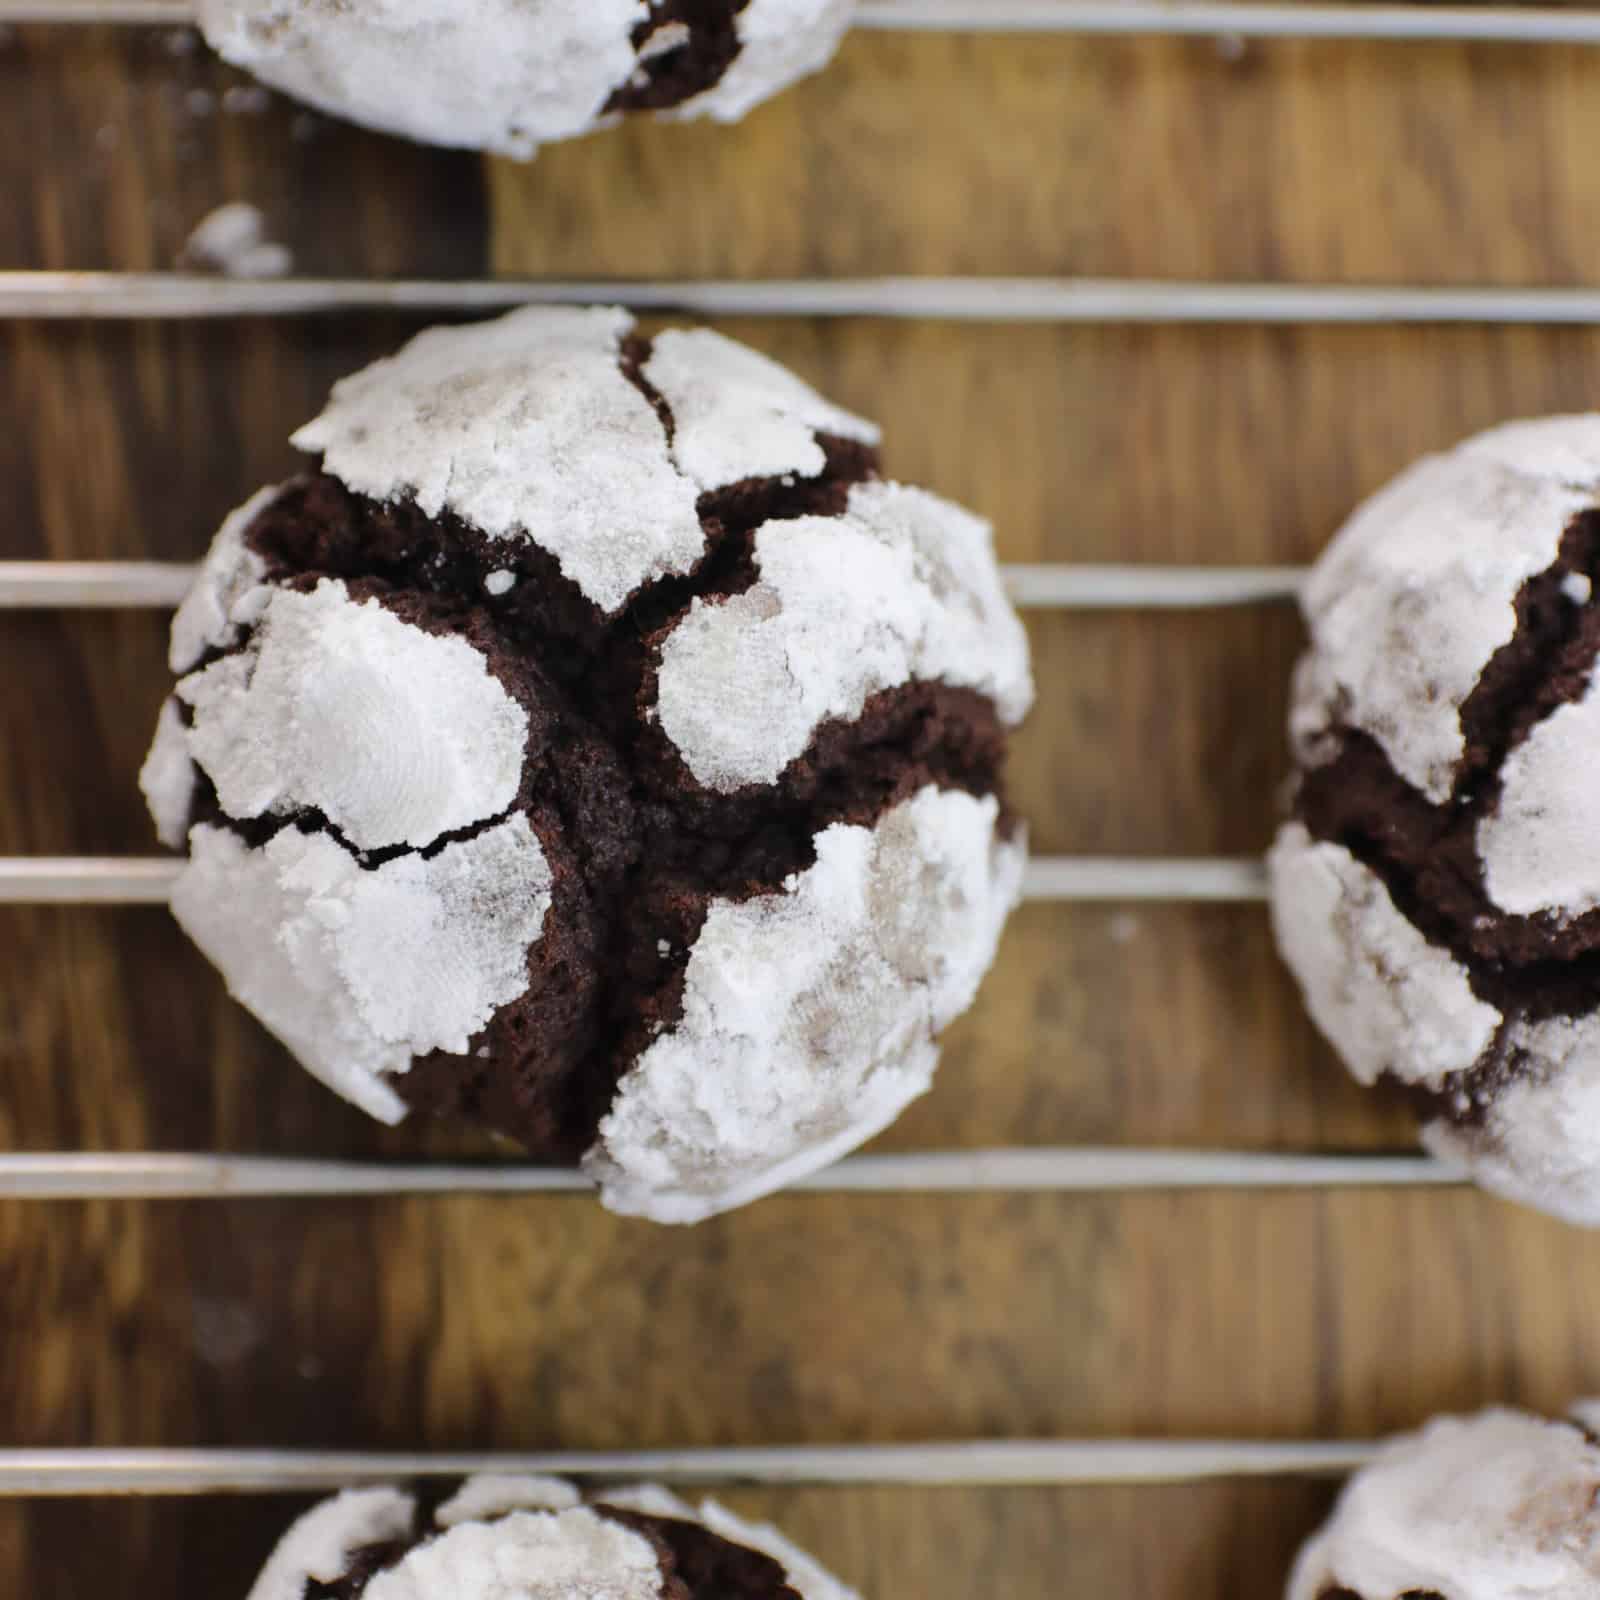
[247,1487,417,1600]
[1458,413,1600,486]
[693,1499,862,1600]
[196,0,647,158]
[172,817,552,1123]
[643,324,878,492]
[436,1476,582,1526]
[248,1475,858,1600]
[139,697,196,850]
[655,479,1034,793]
[1294,414,1600,802]
[169,482,282,674]
[1423,1010,1600,1226]
[1287,1406,1600,1600]
[178,578,529,852]
[1268,822,1500,1090]
[588,785,1026,1223]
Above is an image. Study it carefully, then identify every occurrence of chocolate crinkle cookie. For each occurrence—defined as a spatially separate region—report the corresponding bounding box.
[141,306,1033,1223]
[1287,1404,1600,1600]
[246,1473,858,1599]
[1269,416,1600,1226]
[194,0,855,157]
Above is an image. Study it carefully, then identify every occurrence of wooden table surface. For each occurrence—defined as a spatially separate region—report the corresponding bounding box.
[7,14,1600,1597]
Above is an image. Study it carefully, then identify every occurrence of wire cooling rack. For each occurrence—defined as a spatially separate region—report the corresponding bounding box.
[19,0,1600,46]
[4,513,1458,1204]
[3,0,1573,1561]
[0,330,1445,1207]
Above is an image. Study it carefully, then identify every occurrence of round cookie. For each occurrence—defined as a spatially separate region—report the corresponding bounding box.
[1269,415,1600,1225]
[141,306,1033,1223]
[246,1473,858,1599]
[1287,1405,1600,1600]
[194,0,855,158]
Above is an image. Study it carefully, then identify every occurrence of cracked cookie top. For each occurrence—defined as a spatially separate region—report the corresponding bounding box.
[1269,415,1600,1224]
[1287,1405,1600,1600]
[142,307,1033,1223]
[246,1474,859,1600]
[194,0,856,158]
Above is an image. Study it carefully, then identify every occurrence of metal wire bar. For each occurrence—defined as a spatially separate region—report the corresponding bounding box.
[0,1438,1378,1495]
[11,271,1600,323]
[0,1148,1455,1200]
[0,561,196,609]
[1023,856,1268,901]
[855,0,1600,43]
[0,0,1511,1533]
[0,0,191,19]
[15,0,1600,46]
[0,856,1270,905]
[0,859,182,904]
[1002,564,1303,608]
[0,562,1307,611]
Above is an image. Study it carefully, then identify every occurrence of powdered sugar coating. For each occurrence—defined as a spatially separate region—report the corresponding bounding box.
[436,1477,581,1527]
[177,578,528,851]
[1287,1406,1600,1600]
[1479,659,1600,917]
[169,483,279,673]
[643,326,879,492]
[672,0,855,124]
[1425,1012,1600,1225]
[138,697,196,851]
[1267,823,1501,1089]
[293,308,704,617]
[587,785,1026,1223]
[195,0,853,158]
[247,1476,858,1600]
[172,817,552,1122]
[655,480,1034,792]
[1464,413,1600,483]
[1293,415,1600,802]
[595,1486,696,1521]
[196,0,645,158]
[246,1487,415,1600]
[365,1508,665,1600]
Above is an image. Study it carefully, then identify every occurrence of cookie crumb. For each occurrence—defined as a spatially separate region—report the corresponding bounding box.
[179,202,293,279]
[222,83,273,115]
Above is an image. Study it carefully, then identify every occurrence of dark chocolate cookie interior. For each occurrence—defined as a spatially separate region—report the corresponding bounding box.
[1317,1590,1446,1600]
[1318,1587,1446,1600]
[605,0,754,114]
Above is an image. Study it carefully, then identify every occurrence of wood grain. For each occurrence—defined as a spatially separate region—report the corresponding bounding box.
[8,18,1600,1599]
